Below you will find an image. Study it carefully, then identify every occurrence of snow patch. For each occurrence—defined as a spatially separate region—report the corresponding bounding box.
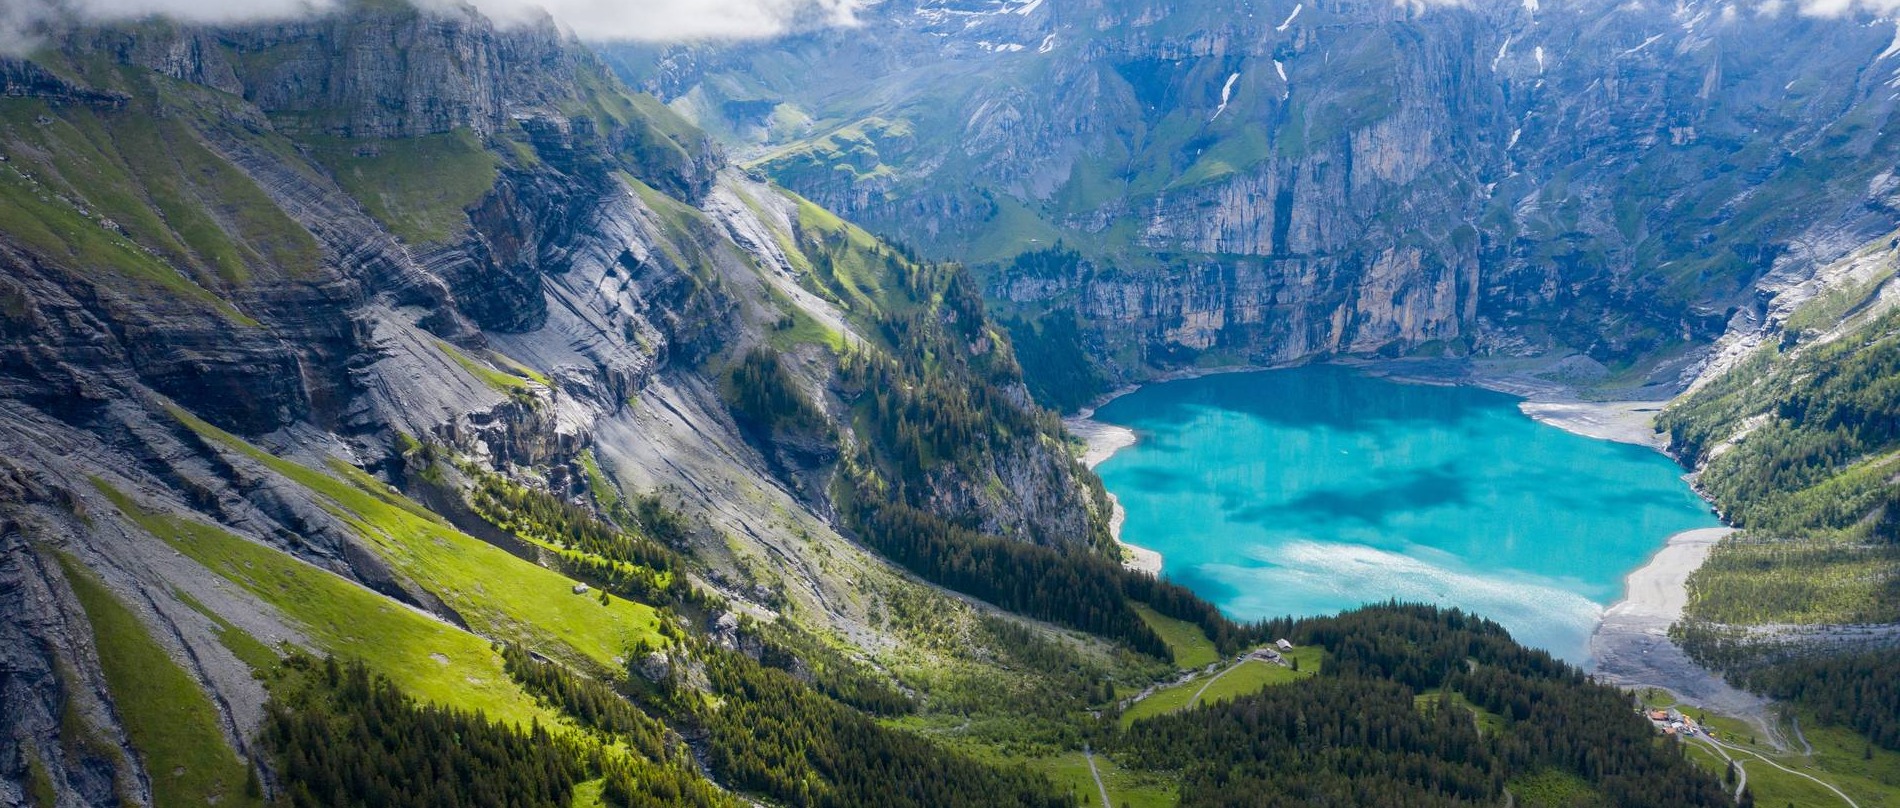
[1881,20,1900,61]
[1276,3,1302,31]
[1037,33,1056,53]
[1014,0,1044,15]
[1508,127,1521,150]
[1622,33,1665,56]
[1210,71,1241,121]
[1493,35,1512,72]
[1535,45,1546,72]
[1523,0,1539,12]
[1274,59,1288,83]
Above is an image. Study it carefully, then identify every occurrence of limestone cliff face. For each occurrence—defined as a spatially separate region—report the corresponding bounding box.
[0,7,1106,802]
[634,0,1900,391]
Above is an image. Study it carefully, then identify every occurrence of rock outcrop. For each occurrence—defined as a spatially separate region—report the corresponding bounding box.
[631,0,1900,392]
[0,5,1105,801]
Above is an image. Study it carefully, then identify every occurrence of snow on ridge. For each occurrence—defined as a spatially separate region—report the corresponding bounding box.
[1880,20,1900,61]
[1015,0,1045,15]
[1276,3,1302,31]
[1211,71,1241,120]
[1493,35,1512,71]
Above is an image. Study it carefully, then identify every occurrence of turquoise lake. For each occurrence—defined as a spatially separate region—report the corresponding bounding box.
[1090,365,1721,662]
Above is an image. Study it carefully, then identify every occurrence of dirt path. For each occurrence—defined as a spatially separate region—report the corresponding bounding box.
[1703,735,1859,808]
[1084,744,1113,808]
[1689,737,1749,802]
[1792,713,1816,757]
[1186,661,1244,708]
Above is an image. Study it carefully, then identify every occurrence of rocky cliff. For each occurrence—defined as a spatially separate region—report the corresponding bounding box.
[619,0,1900,397]
[0,5,1109,802]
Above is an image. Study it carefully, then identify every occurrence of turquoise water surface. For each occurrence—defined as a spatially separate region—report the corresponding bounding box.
[1091,366,1721,662]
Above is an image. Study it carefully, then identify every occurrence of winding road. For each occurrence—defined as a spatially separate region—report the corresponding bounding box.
[1695,734,1858,807]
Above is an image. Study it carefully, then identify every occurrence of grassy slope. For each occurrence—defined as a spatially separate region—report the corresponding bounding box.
[166,406,665,672]
[0,98,269,325]
[302,129,500,244]
[1133,603,1219,669]
[53,552,262,808]
[435,339,538,397]
[1121,647,1322,727]
[90,479,556,726]
[1036,751,1176,808]
[1642,693,1900,807]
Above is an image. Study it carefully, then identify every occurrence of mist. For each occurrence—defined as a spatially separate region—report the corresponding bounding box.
[0,0,860,55]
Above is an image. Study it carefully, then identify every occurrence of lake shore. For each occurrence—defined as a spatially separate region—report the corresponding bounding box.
[1587,527,1774,734]
[1065,403,1160,576]
[1345,357,1677,450]
[1070,358,1742,712]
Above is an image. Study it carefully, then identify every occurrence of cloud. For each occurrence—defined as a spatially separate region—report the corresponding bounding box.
[474,0,862,41]
[0,0,859,56]
[3,0,339,51]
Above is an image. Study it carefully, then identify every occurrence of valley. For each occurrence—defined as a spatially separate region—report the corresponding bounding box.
[0,0,1896,805]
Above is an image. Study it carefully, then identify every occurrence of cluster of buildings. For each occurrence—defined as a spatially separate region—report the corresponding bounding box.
[1243,639,1297,668]
[1647,707,1711,739]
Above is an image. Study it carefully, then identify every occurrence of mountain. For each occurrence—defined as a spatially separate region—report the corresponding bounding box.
[0,5,1121,803]
[0,2,1754,806]
[625,0,1900,793]
[616,0,1900,403]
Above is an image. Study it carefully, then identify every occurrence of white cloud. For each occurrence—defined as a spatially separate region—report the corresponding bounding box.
[476,0,862,41]
[0,0,860,56]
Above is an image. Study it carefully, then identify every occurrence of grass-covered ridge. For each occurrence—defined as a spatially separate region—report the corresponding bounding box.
[54,551,263,808]
[89,477,557,726]
[165,405,666,671]
[0,94,298,326]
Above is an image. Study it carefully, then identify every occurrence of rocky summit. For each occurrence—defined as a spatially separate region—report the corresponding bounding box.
[2,0,1898,806]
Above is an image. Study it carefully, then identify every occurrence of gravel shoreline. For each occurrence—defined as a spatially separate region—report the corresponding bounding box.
[1586,527,1775,735]
[1065,401,1160,576]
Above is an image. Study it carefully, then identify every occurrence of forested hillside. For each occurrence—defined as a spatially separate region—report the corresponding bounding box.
[1116,606,1731,808]
[1661,231,1900,754]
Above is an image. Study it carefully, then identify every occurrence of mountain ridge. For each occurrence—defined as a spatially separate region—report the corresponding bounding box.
[622,0,1900,397]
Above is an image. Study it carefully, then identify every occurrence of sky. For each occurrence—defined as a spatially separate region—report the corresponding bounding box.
[0,0,861,54]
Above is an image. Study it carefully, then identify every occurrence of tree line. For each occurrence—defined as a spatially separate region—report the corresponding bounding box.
[1744,650,1900,752]
[264,655,588,808]
[641,635,1071,808]
[1114,605,1735,808]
